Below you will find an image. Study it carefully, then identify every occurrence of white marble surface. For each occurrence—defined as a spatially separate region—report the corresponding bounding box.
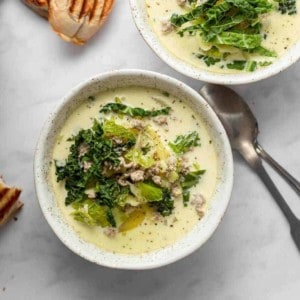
[1,0,300,299]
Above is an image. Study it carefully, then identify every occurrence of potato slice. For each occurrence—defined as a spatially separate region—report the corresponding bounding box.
[119,208,146,233]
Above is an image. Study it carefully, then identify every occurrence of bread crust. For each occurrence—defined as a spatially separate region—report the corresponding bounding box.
[0,178,23,226]
[23,0,115,45]
[49,0,115,45]
[22,0,49,18]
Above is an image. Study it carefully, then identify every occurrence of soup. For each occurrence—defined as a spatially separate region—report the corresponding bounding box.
[49,86,218,254]
[146,0,300,73]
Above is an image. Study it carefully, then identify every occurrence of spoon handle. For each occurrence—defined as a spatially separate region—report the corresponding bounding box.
[255,143,300,196]
[254,163,300,252]
[238,145,300,252]
[255,162,297,224]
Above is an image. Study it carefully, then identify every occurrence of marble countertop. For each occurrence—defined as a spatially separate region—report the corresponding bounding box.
[1,1,300,299]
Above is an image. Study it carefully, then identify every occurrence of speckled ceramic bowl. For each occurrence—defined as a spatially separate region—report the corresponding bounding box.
[129,0,300,84]
[34,69,233,269]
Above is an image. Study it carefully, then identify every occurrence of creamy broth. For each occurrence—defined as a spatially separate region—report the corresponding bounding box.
[50,87,218,254]
[146,0,300,73]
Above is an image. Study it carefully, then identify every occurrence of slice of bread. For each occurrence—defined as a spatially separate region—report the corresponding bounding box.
[0,178,23,226]
[22,0,115,45]
[49,0,115,45]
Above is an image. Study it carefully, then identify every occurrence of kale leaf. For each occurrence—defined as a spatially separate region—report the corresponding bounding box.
[100,102,171,118]
[275,0,297,14]
[180,170,206,205]
[170,0,279,70]
[150,188,174,217]
[55,120,133,227]
[227,60,258,71]
[169,131,201,154]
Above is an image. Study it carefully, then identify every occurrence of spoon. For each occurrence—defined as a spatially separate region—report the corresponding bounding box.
[200,85,300,195]
[200,84,300,252]
[255,143,300,195]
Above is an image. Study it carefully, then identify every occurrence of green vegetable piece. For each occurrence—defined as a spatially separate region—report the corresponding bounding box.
[103,119,137,143]
[95,179,129,209]
[106,209,117,227]
[171,0,218,27]
[169,131,201,154]
[181,170,206,205]
[54,120,132,207]
[275,0,297,15]
[195,46,231,66]
[182,190,191,207]
[227,60,257,71]
[137,182,163,202]
[100,102,171,118]
[125,148,155,168]
[196,54,221,66]
[208,32,262,50]
[170,0,278,68]
[181,170,206,189]
[259,61,273,67]
[150,189,174,217]
[248,46,277,57]
[71,200,110,227]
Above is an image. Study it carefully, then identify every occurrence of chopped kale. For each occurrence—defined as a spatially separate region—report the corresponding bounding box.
[100,102,171,118]
[275,0,297,14]
[196,54,221,66]
[170,0,285,70]
[169,131,201,154]
[150,188,174,217]
[227,60,258,71]
[180,170,206,205]
[55,120,133,225]
[55,99,207,231]
[106,209,117,228]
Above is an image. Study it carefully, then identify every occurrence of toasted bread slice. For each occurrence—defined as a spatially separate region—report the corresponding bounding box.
[22,0,49,18]
[0,178,23,226]
[49,0,115,45]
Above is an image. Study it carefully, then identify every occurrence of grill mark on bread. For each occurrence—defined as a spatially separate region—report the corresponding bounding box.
[80,0,95,19]
[70,0,76,14]
[99,0,114,26]
[0,187,9,202]
[0,189,21,220]
[72,0,85,20]
[0,179,23,226]
[90,0,105,23]
[26,0,114,44]
[90,0,98,21]
[79,0,88,19]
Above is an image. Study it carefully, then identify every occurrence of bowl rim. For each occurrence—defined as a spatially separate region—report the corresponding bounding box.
[129,0,300,85]
[34,69,233,269]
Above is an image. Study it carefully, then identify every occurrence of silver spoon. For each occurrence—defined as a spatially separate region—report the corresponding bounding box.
[255,144,300,195]
[200,84,300,252]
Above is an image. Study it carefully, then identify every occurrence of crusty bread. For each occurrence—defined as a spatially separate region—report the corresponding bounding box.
[0,178,23,226]
[22,0,49,18]
[22,0,115,45]
[49,0,115,45]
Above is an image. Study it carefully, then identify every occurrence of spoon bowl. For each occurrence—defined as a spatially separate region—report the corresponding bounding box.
[200,84,300,193]
[199,84,258,152]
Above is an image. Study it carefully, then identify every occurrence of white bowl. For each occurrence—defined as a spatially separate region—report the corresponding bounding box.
[34,69,233,269]
[129,0,300,85]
